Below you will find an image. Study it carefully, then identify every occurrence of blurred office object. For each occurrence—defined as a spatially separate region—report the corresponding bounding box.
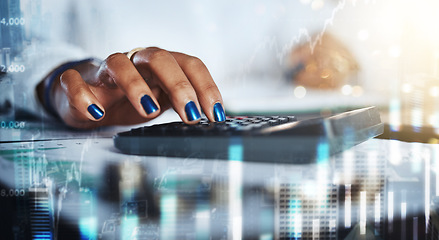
[288,33,359,90]
[223,32,374,116]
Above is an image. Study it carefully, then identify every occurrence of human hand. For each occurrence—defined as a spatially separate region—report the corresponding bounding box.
[40,47,225,129]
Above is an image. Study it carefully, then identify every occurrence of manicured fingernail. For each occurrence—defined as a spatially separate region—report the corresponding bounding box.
[141,95,159,114]
[213,102,226,122]
[185,101,201,121]
[87,104,104,120]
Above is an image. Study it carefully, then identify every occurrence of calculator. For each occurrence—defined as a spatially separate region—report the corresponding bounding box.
[113,107,383,163]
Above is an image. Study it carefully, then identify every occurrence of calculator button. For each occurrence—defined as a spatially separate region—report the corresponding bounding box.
[131,115,298,137]
[278,117,289,123]
[287,116,296,122]
[268,119,279,126]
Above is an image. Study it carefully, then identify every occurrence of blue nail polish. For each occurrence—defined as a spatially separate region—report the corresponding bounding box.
[87,104,104,120]
[213,102,226,122]
[141,95,159,114]
[185,101,201,121]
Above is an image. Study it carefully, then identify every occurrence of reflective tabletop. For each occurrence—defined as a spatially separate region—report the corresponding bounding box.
[0,115,438,240]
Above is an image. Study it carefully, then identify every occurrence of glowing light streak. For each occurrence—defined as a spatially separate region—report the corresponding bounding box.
[195,208,210,239]
[425,149,431,233]
[316,141,330,203]
[78,138,93,187]
[79,217,97,239]
[294,213,302,239]
[375,193,381,229]
[330,219,336,232]
[344,184,351,228]
[228,138,243,240]
[343,149,354,184]
[33,234,52,240]
[411,143,423,173]
[232,211,243,239]
[360,191,366,235]
[121,216,138,240]
[401,202,407,239]
[312,219,320,239]
[160,194,177,239]
[287,198,302,238]
[388,191,394,233]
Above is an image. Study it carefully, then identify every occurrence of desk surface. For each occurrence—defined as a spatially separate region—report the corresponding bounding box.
[0,113,438,239]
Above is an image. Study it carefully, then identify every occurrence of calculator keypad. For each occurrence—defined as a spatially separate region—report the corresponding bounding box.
[124,116,297,137]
